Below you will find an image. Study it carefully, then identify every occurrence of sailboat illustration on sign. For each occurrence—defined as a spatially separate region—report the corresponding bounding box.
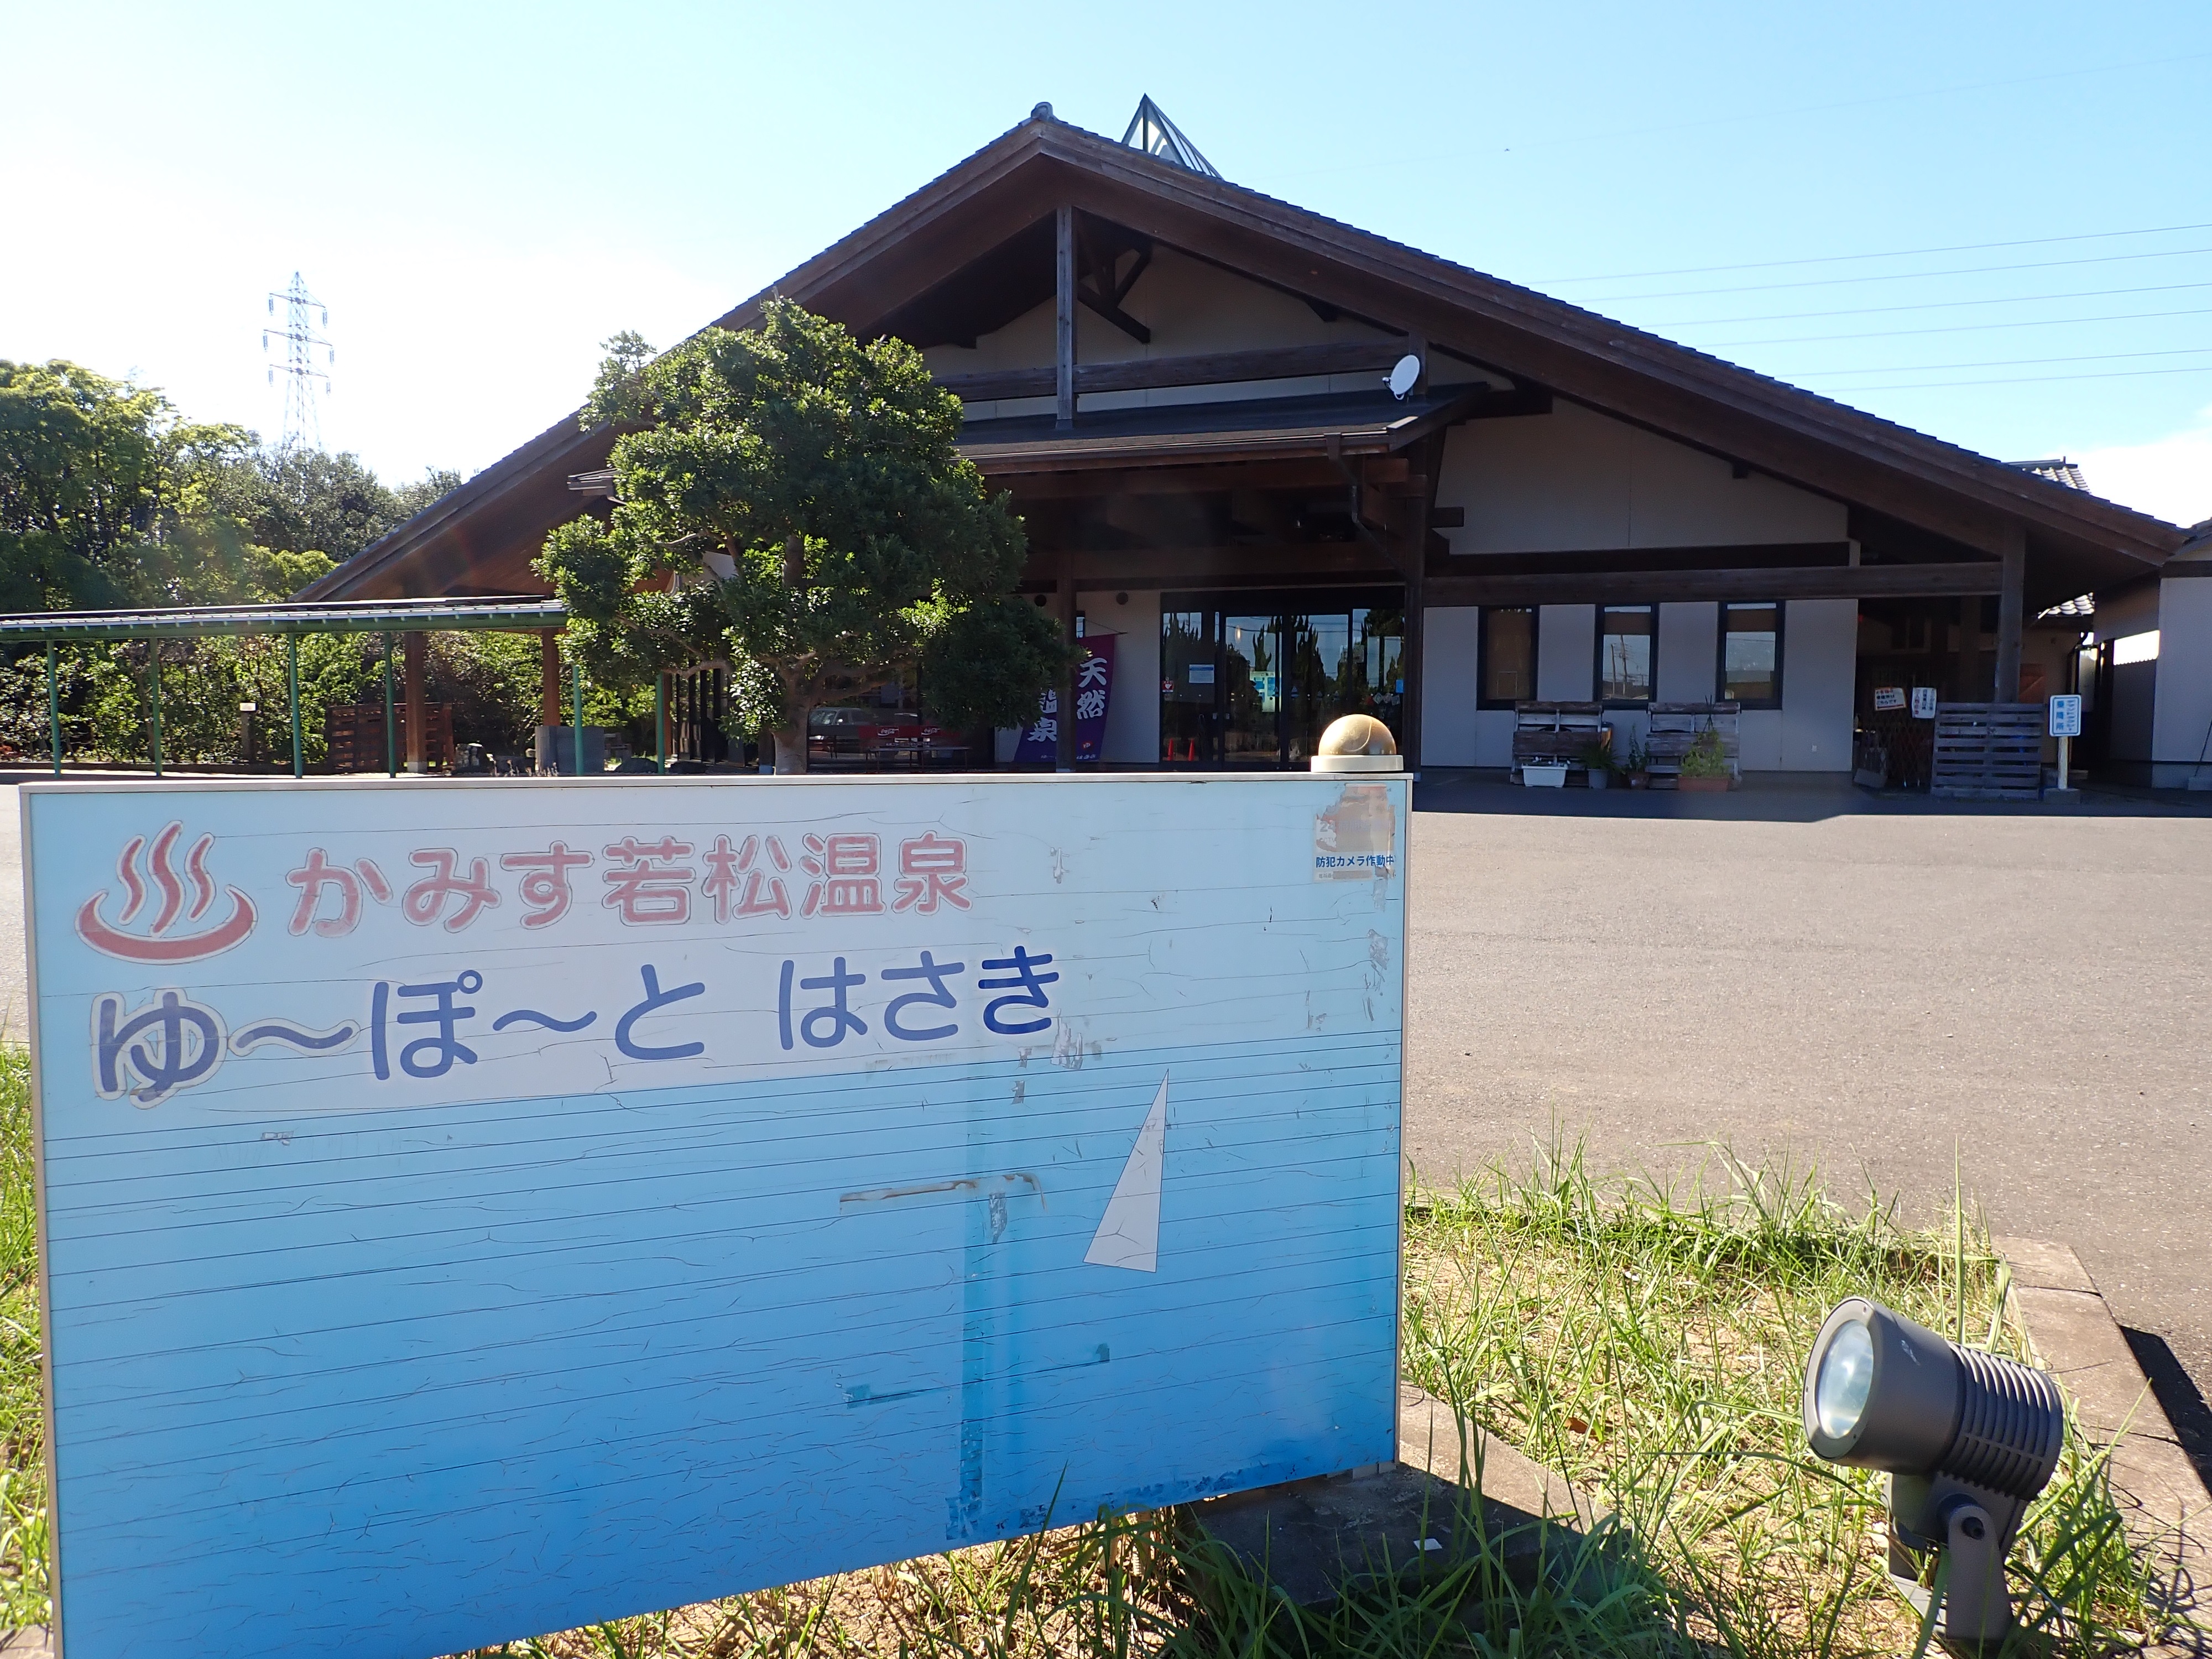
[1085,1073,1167,1272]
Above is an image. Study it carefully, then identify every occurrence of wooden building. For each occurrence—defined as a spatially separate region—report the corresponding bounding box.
[301,98,2190,775]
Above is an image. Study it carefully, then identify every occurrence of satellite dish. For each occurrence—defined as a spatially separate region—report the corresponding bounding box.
[1386,353,1422,400]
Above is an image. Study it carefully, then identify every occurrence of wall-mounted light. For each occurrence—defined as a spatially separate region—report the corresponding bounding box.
[1803,1297,2063,1644]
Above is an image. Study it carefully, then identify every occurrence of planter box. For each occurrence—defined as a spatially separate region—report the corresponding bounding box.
[1521,763,1568,788]
[1676,774,1732,793]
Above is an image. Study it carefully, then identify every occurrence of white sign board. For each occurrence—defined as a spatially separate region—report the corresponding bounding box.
[22,775,1407,1659]
[1910,686,1939,719]
[2049,693,2083,738]
[1872,686,1906,712]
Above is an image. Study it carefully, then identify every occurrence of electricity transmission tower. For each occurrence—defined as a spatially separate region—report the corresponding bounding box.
[263,272,332,451]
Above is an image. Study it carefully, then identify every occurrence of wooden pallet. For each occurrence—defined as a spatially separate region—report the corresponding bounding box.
[1645,702,1740,789]
[1511,701,1603,780]
[1930,703,2042,800]
[325,702,453,773]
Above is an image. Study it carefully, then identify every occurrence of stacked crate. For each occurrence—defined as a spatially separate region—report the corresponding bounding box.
[324,703,453,773]
[1930,703,2043,800]
[1645,702,1741,789]
[1511,701,1605,782]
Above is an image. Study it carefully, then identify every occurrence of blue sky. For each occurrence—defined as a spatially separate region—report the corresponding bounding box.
[6,1,2209,525]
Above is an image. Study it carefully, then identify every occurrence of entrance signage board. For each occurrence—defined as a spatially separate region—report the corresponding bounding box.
[2048,693,2083,738]
[1911,687,1939,719]
[21,775,1405,1659]
[1872,686,1906,712]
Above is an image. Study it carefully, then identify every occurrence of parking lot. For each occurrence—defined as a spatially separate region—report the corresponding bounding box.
[1405,773,2212,1424]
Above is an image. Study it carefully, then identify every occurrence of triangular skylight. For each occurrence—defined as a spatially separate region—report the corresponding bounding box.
[1120,96,1220,179]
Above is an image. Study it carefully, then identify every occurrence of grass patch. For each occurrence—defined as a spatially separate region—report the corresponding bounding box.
[0,1047,2184,1654]
[0,1046,46,1629]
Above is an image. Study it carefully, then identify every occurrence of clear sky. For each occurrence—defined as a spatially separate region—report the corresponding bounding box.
[6,0,2209,527]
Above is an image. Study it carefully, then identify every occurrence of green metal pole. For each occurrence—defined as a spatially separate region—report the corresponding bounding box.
[656,672,667,775]
[383,632,397,777]
[288,634,303,780]
[571,661,585,776]
[46,644,60,777]
[148,648,162,778]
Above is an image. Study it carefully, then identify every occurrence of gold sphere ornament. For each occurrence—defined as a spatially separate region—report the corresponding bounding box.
[1312,714,1404,771]
[1318,714,1397,756]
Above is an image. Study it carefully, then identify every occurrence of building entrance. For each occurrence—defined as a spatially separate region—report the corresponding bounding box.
[1161,589,1404,767]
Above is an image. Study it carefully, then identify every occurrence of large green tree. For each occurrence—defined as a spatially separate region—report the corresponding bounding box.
[1,356,461,611]
[0,358,486,769]
[537,302,1068,771]
[0,359,247,609]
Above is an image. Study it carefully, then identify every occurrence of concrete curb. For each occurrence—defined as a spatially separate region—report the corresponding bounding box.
[1997,1236,2211,1654]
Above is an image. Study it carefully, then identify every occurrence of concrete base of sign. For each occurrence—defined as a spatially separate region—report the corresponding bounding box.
[2043,786,2082,805]
[1312,753,1405,773]
[1193,1385,1599,1607]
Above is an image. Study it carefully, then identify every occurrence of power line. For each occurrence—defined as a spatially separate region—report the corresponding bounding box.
[1583,242,2212,304]
[1665,277,2212,330]
[1538,219,2212,285]
[1778,344,2212,379]
[1797,363,2212,394]
[1693,303,2212,349]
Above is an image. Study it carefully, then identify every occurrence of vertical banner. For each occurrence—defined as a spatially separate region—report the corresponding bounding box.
[21,773,1404,1659]
[1015,634,1114,764]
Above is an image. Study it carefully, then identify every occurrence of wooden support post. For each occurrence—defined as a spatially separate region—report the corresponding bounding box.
[1057,552,1077,771]
[1055,206,1076,430]
[1995,525,2027,703]
[404,630,427,773]
[539,630,562,726]
[1401,566,1425,768]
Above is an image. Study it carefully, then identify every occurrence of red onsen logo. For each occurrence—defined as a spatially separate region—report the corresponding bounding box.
[76,822,257,963]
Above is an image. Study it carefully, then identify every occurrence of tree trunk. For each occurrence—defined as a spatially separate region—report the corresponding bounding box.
[774,723,807,775]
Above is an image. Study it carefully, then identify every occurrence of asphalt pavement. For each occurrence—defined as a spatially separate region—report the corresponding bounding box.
[1405,772,2212,1422]
[4,775,2208,1417]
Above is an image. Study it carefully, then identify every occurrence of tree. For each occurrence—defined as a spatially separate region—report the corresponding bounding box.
[537,302,1068,771]
[0,359,247,610]
[0,356,489,769]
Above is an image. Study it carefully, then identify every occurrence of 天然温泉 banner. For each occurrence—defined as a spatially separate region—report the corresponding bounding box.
[20,773,1406,1659]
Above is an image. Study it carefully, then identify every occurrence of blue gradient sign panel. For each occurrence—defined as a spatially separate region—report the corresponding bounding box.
[20,774,1406,1659]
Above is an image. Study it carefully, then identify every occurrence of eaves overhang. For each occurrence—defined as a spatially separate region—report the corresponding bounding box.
[303,111,2189,605]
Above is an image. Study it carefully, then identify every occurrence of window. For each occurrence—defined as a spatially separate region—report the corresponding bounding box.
[1595,606,1656,705]
[1479,607,1538,707]
[1719,602,1784,707]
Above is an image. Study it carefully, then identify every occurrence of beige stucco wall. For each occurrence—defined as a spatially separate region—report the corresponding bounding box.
[1435,400,1847,554]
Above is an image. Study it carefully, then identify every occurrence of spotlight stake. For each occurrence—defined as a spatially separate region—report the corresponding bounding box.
[1803,1296,2064,1646]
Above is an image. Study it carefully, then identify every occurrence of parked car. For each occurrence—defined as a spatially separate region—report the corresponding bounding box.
[807,707,966,769]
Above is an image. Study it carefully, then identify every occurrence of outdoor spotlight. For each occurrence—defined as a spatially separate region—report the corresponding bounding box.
[1803,1298,2064,1645]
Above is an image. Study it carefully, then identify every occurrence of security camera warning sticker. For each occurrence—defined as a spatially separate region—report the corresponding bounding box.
[1313,784,1397,881]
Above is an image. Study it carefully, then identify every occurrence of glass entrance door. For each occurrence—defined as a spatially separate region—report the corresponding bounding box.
[1223,614,1282,765]
[1162,591,1404,768]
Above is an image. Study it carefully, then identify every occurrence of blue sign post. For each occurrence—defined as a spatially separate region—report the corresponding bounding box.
[2049,693,2083,793]
[20,774,1406,1659]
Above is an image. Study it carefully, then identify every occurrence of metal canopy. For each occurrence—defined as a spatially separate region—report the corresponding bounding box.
[0,595,564,644]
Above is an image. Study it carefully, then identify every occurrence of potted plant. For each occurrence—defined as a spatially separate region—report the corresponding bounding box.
[1578,732,1617,789]
[1677,726,1734,792]
[1623,738,1651,789]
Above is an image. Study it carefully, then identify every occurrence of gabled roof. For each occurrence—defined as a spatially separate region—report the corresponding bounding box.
[304,107,2190,604]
